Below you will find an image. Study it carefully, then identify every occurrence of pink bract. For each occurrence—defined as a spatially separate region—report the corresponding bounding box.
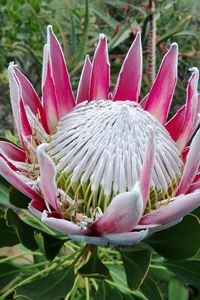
[1,25,200,246]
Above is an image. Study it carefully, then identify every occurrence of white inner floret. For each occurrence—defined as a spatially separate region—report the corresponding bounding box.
[47,100,183,214]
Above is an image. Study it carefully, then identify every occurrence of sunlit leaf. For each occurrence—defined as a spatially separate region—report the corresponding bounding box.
[168,277,189,300]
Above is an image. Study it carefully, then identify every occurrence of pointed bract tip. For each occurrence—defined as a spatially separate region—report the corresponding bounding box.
[189,67,199,79]
[135,31,141,40]
[168,42,178,58]
[171,42,178,47]
[170,42,178,50]
[8,61,16,68]
[99,33,106,40]
[47,24,53,32]
[95,33,110,66]
[37,143,49,155]
[47,25,55,44]
[85,54,91,63]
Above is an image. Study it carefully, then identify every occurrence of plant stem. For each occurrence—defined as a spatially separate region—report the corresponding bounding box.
[147,0,156,85]
[85,278,90,300]
[0,251,42,264]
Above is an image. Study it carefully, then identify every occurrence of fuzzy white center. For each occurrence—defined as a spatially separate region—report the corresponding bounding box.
[48,100,183,197]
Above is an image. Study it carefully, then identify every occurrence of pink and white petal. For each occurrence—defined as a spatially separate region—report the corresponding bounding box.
[0,157,41,200]
[0,141,26,162]
[37,144,59,213]
[113,33,142,102]
[140,190,200,226]
[42,45,59,134]
[181,146,189,163]
[165,105,185,142]
[19,99,32,137]
[140,127,155,207]
[90,34,110,100]
[176,68,199,151]
[145,43,178,124]
[11,66,48,133]
[140,93,149,108]
[195,94,200,126]
[187,181,200,194]
[93,182,143,234]
[148,218,182,234]
[176,128,200,195]
[76,55,92,103]
[68,234,108,246]
[28,199,46,219]
[186,173,200,194]
[41,211,87,235]
[47,25,75,118]
[8,63,22,137]
[103,229,149,246]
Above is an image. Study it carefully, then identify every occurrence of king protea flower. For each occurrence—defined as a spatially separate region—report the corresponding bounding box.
[1,25,200,246]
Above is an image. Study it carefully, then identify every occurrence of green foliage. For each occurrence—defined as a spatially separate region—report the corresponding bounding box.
[78,246,109,279]
[147,215,200,260]
[15,265,75,300]
[120,248,152,289]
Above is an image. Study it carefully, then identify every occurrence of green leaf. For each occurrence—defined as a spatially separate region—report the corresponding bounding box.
[0,213,19,247]
[23,212,57,236]
[108,22,137,50]
[6,208,38,250]
[34,231,64,260]
[120,248,151,290]
[78,247,109,279]
[15,266,75,300]
[0,263,21,290]
[91,7,117,29]
[168,277,189,300]
[140,277,164,300]
[148,265,173,281]
[108,264,130,295]
[0,208,4,217]
[9,188,29,209]
[75,0,89,63]
[69,12,77,55]
[0,175,9,206]
[147,215,200,260]
[94,281,123,300]
[164,260,200,289]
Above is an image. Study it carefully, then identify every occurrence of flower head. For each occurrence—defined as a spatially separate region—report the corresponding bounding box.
[1,25,200,246]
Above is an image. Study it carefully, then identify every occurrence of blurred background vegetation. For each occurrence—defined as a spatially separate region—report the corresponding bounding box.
[0,0,200,135]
